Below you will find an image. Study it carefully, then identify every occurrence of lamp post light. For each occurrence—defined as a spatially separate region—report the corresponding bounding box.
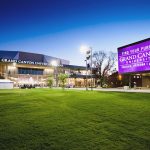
[51,60,58,87]
[85,59,88,91]
[80,45,93,91]
[90,47,93,91]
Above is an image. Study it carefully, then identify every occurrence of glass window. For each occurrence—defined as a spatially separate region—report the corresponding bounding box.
[18,68,43,75]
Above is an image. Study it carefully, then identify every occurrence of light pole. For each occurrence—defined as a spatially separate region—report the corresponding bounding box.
[51,60,58,87]
[80,45,88,90]
[89,47,93,91]
[80,45,93,91]
[85,59,88,91]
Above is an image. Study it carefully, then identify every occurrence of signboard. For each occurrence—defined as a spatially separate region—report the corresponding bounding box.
[118,39,150,74]
[0,58,48,66]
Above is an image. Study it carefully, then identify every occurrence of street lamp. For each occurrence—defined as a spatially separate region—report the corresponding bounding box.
[51,60,57,67]
[80,45,93,91]
[80,45,89,54]
[51,60,58,87]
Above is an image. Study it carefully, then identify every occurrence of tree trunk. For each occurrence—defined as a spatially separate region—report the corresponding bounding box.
[100,78,103,87]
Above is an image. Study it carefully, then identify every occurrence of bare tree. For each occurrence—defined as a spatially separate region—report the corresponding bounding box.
[93,51,117,87]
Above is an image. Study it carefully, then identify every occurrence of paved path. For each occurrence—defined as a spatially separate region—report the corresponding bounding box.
[65,87,150,93]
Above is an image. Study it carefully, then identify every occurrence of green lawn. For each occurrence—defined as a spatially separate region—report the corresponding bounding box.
[0,89,150,150]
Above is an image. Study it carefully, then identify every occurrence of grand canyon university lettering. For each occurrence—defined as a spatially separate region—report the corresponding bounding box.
[0,59,48,66]
[119,51,150,62]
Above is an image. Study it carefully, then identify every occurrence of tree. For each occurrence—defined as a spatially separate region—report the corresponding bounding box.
[58,73,69,89]
[93,51,117,87]
[47,75,53,88]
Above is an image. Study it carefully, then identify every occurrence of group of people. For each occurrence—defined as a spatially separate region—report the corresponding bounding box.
[19,84,36,89]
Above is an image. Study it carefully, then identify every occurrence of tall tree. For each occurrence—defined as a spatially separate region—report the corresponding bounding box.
[93,51,117,87]
[58,73,69,89]
[47,75,53,88]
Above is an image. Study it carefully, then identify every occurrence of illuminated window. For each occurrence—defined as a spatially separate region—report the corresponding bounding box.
[18,68,43,75]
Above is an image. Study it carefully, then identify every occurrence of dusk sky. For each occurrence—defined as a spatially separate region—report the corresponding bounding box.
[0,0,150,65]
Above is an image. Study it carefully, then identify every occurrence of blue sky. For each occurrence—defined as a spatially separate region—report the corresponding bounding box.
[0,0,150,65]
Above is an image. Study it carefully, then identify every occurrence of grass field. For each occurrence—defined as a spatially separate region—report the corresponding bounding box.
[0,89,150,150]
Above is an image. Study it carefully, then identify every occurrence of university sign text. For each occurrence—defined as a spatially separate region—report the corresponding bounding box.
[0,59,48,66]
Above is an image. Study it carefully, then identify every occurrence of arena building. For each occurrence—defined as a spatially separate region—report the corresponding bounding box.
[118,38,150,88]
[0,50,95,88]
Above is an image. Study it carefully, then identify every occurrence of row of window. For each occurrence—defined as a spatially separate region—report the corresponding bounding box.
[18,68,43,75]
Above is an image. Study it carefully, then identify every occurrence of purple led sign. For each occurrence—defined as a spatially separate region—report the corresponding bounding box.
[118,39,150,74]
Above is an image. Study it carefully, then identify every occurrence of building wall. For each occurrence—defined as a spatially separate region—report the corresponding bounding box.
[142,76,150,88]
[0,62,94,87]
[0,62,54,86]
[0,50,95,88]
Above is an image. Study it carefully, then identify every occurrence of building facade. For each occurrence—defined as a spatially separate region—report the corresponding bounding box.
[0,50,95,87]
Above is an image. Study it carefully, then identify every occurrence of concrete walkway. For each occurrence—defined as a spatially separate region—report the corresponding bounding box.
[66,87,150,93]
